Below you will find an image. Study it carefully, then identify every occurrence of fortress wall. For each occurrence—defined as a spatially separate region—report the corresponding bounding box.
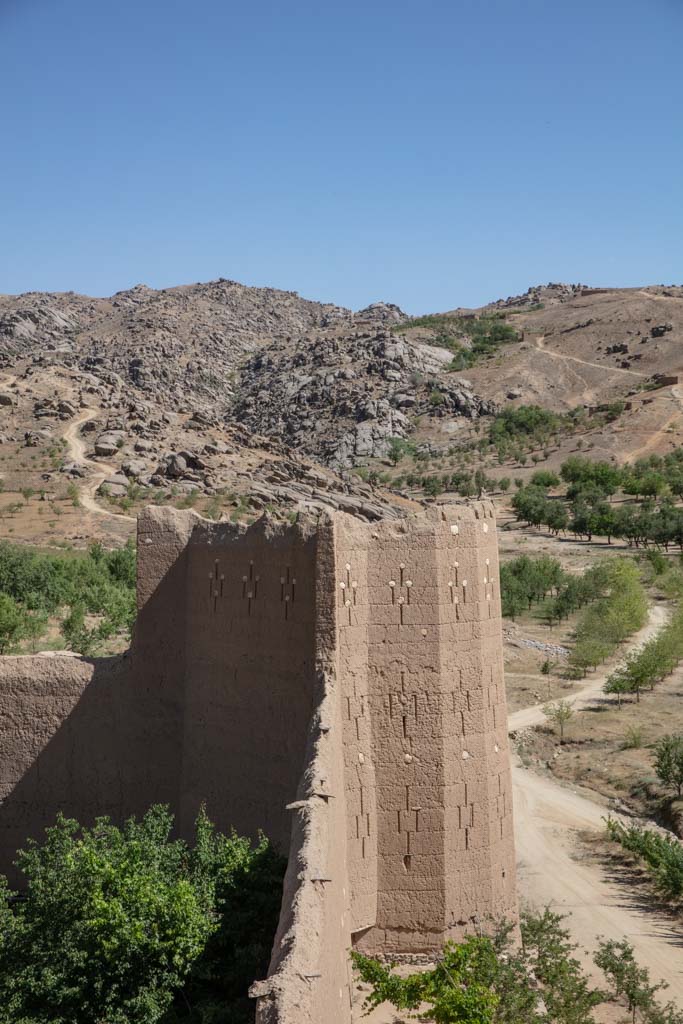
[253,517,353,1023]
[0,652,181,884]
[363,513,448,953]
[0,503,517,1022]
[439,504,517,932]
[177,515,320,847]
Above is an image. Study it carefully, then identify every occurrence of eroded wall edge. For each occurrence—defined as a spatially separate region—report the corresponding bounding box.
[252,517,353,1024]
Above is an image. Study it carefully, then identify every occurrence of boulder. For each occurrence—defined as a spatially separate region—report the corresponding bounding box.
[98,474,128,497]
[121,459,147,478]
[94,432,124,456]
[60,462,85,477]
[165,453,187,478]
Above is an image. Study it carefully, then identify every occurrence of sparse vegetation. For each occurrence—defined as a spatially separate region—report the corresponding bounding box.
[352,906,680,1024]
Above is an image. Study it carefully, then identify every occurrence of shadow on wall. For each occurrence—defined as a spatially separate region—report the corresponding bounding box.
[0,539,191,885]
[0,510,321,886]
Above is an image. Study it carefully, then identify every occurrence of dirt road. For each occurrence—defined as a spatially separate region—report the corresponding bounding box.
[62,409,135,522]
[513,766,683,999]
[511,601,683,999]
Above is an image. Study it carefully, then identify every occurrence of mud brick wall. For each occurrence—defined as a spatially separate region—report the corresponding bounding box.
[0,503,517,1022]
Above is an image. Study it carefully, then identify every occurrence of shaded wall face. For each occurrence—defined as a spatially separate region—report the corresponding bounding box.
[0,511,321,887]
[180,525,319,850]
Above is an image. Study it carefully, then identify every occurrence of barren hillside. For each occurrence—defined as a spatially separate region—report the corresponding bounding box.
[1,278,683,549]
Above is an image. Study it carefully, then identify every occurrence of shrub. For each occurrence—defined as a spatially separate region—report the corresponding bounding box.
[0,807,285,1024]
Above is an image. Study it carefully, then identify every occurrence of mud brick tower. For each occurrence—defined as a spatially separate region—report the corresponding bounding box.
[0,502,517,1024]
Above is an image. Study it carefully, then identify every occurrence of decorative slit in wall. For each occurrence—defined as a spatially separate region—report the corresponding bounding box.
[340,563,358,625]
[280,566,296,620]
[388,565,412,623]
[209,560,225,613]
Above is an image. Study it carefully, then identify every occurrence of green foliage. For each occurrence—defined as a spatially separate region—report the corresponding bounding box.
[568,560,647,676]
[622,725,644,749]
[0,593,25,653]
[352,908,602,1024]
[489,405,567,449]
[653,735,683,797]
[498,555,625,632]
[542,699,575,741]
[0,806,285,1024]
[530,469,560,488]
[594,939,667,1021]
[387,436,413,466]
[0,539,136,653]
[0,807,214,1024]
[510,448,683,550]
[605,817,683,901]
[60,602,100,656]
[352,937,499,1023]
[605,605,683,705]
[164,828,286,1024]
[499,554,565,619]
[393,313,519,368]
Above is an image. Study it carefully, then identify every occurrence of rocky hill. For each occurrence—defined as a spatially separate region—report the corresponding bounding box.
[1,278,683,547]
[0,280,351,413]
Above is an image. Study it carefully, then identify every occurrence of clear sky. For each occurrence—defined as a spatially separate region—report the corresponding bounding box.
[1,0,682,313]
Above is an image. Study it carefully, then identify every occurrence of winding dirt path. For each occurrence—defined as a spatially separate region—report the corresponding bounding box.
[62,409,135,522]
[510,603,683,998]
[533,335,647,378]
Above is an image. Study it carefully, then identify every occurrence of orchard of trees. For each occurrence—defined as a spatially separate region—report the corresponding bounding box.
[0,540,136,656]
[0,806,284,1024]
[605,606,683,704]
[499,555,647,676]
[512,450,683,549]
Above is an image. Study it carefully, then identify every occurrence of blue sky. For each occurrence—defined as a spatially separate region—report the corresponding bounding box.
[1,0,682,312]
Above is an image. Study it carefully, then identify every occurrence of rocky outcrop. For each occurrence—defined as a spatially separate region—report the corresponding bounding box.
[234,328,494,467]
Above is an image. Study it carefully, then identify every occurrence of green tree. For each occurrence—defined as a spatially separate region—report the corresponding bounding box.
[60,602,99,656]
[387,436,410,466]
[653,735,683,798]
[0,808,216,1024]
[0,593,24,653]
[543,699,575,741]
[0,807,285,1024]
[352,909,602,1024]
[594,939,666,1023]
[530,470,560,488]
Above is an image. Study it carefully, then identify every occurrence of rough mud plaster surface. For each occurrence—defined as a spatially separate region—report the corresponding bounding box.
[338,505,517,957]
[0,503,517,1022]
